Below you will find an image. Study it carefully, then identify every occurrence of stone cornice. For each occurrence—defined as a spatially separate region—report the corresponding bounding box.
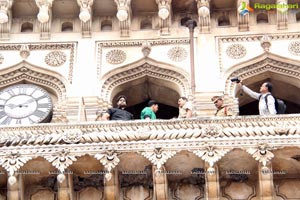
[0,114,298,147]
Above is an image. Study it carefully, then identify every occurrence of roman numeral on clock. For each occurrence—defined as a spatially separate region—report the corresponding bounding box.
[1,116,12,125]
[18,87,27,95]
[7,90,15,97]
[32,110,46,118]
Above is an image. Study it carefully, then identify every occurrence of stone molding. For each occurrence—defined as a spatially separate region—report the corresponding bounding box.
[100,59,191,102]
[96,38,190,80]
[0,115,298,178]
[0,42,76,83]
[217,32,300,75]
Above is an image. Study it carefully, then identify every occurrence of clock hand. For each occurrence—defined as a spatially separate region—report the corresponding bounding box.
[22,98,36,105]
[5,104,20,109]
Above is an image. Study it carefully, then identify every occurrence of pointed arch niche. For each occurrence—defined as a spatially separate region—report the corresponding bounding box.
[0,61,68,122]
[224,53,300,115]
[101,59,191,119]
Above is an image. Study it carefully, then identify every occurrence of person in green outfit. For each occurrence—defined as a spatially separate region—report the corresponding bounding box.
[141,100,159,120]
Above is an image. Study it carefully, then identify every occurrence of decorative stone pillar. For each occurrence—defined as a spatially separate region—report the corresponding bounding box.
[237,0,250,31]
[277,0,288,30]
[205,163,220,200]
[57,174,74,200]
[0,0,13,40]
[156,0,172,35]
[260,35,272,52]
[196,0,210,33]
[114,0,131,37]
[153,166,168,200]
[7,175,24,200]
[77,0,94,38]
[35,0,54,39]
[104,169,120,200]
[258,163,275,200]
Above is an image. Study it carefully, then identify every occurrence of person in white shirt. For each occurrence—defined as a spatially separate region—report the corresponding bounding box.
[237,81,276,115]
[178,97,193,118]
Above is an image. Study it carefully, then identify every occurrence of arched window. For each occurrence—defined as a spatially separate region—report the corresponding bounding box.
[140,19,152,30]
[21,22,33,32]
[218,16,230,26]
[61,22,73,32]
[101,20,112,31]
[257,13,268,24]
[296,11,300,22]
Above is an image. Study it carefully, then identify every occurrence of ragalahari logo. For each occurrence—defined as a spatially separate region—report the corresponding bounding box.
[238,1,254,16]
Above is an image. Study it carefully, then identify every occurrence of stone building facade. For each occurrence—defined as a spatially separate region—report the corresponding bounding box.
[0,0,299,199]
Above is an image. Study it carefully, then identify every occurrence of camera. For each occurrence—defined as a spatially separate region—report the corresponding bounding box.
[230,77,241,83]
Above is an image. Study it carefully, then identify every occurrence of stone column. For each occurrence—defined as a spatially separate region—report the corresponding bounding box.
[7,175,24,200]
[114,0,132,37]
[156,0,172,35]
[57,174,74,200]
[196,0,211,33]
[258,163,275,200]
[277,0,288,30]
[0,0,13,40]
[153,166,168,200]
[104,169,120,200]
[205,164,220,200]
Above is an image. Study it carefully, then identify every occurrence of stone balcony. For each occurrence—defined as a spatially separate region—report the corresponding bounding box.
[0,114,299,199]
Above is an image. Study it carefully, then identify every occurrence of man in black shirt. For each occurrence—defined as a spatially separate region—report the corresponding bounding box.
[101,95,133,120]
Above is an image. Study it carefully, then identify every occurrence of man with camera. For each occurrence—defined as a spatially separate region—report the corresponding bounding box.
[232,78,277,115]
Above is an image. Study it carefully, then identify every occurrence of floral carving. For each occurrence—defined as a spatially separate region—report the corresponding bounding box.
[193,146,230,168]
[226,44,246,59]
[288,41,300,56]
[202,124,222,137]
[140,148,177,170]
[62,129,82,144]
[45,50,67,67]
[167,46,188,62]
[0,151,33,176]
[246,144,275,167]
[44,150,77,172]
[95,151,120,181]
[106,49,126,64]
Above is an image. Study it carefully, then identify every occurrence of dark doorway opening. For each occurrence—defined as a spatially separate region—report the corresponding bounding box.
[126,99,179,119]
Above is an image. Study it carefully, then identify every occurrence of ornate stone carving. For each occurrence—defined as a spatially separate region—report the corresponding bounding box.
[193,146,231,169]
[62,129,82,144]
[44,150,77,172]
[95,151,120,181]
[226,44,246,59]
[260,35,272,52]
[141,41,151,57]
[167,46,188,62]
[140,148,177,170]
[45,50,67,67]
[0,151,33,176]
[246,144,274,167]
[202,124,222,137]
[0,42,75,83]
[106,49,126,64]
[288,41,300,56]
[100,62,191,101]
[225,54,300,98]
[19,44,30,59]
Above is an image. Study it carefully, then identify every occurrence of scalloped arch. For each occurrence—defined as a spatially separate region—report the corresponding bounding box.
[100,58,191,102]
[224,52,300,97]
[0,61,68,102]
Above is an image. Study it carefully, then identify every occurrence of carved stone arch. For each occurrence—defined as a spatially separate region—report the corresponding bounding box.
[223,52,300,114]
[0,61,68,122]
[100,58,191,103]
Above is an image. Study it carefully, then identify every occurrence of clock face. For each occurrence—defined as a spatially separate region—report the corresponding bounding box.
[0,84,53,125]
